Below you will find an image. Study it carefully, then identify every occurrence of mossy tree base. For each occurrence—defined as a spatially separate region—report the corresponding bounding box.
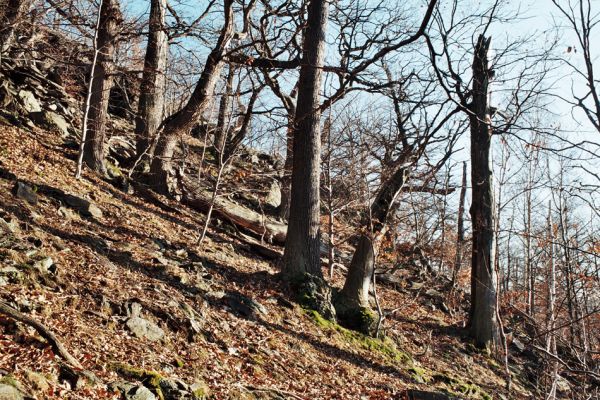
[333,292,377,336]
[288,273,336,321]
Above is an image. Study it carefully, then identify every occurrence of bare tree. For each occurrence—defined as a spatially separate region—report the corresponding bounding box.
[79,0,121,175]
[280,0,330,279]
[468,34,500,350]
[148,0,234,193]
[551,0,600,133]
[135,0,168,160]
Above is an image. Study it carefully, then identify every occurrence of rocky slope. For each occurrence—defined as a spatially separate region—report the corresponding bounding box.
[0,61,559,400]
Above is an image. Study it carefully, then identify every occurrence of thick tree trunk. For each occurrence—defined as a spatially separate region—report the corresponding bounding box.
[135,0,168,159]
[281,0,329,279]
[149,0,234,193]
[468,35,500,351]
[83,0,120,175]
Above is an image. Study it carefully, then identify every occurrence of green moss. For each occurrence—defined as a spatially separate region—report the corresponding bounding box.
[113,363,165,400]
[432,373,492,399]
[106,161,123,178]
[409,365,431,383]
[0,375,21,388]
[191,380,211,399]
[173,357,185,368]
[306,310,410,363]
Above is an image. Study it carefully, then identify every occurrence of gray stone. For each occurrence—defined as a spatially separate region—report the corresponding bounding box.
[14,182,37,205]
[0,267,22,285]
[18,90,41,113]
[224,292,268,320]
[61,194,103,219]
[0,384,24,400]
[264,181,281,208]
[126,316,165,342]
[30,110,70,137]
[24,370,50,392]
[33,257,54,273]
[126,385,157,400]
[555,374,571,394]
[159,378,191,400]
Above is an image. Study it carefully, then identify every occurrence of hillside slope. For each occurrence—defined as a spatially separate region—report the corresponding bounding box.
[0,122,546,400]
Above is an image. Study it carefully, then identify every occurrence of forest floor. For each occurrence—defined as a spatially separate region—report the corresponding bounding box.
[0,124,535,399]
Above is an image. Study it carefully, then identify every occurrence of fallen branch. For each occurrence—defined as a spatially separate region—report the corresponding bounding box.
[0,300,83,369]
[181,177,287,245]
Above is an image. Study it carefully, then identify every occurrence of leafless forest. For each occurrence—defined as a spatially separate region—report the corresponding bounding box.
[0,0,599,399]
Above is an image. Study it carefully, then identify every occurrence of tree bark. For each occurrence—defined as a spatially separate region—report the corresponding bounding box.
[281,0,329,279]
[277,126,294,220]
[468,34,500,351]
[83,0,120,175]
[335,164,407,333]
[0,0,31,61]
[135,0,168,159]
[149,0,234,193]
[451,161,467,288]
[213,63,235,158]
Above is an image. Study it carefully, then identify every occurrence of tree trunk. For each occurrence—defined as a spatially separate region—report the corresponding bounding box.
[83,0,120,175]
[281,0,329,279]
[0,0,31,61]
[149,0,234,193]
[468,34,500,351]
[335,164,407,333]
[277,126,294,220]
[213,63,235,159]
[451,161,467,288]
[135,0,168,159]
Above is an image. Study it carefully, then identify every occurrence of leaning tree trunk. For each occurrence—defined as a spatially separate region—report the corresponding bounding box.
[83,0,120,175]
[148,0,234,193]
[335,164,408,333]
[468,34,500,351]
[135,0,168,159]
[281,0,329,279]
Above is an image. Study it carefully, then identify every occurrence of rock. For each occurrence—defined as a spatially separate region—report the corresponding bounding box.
[223,292,268,320]
[17,90,41,113]
[127,386,157,400]
[13,182,37,205]
[110,383,158,400]
[159,378,191,400]
[407,390,453,400]
[24,370,50,392]
[126,316,165,342]
[61,194,103,220]
[33,257,54,274]
[0,384,24,400]
[190,381,210,399]
[30,110,70,137]
[264,181,281,208]
[511,337,525,353]
[0,267,23,286]
[555,374,571,394]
